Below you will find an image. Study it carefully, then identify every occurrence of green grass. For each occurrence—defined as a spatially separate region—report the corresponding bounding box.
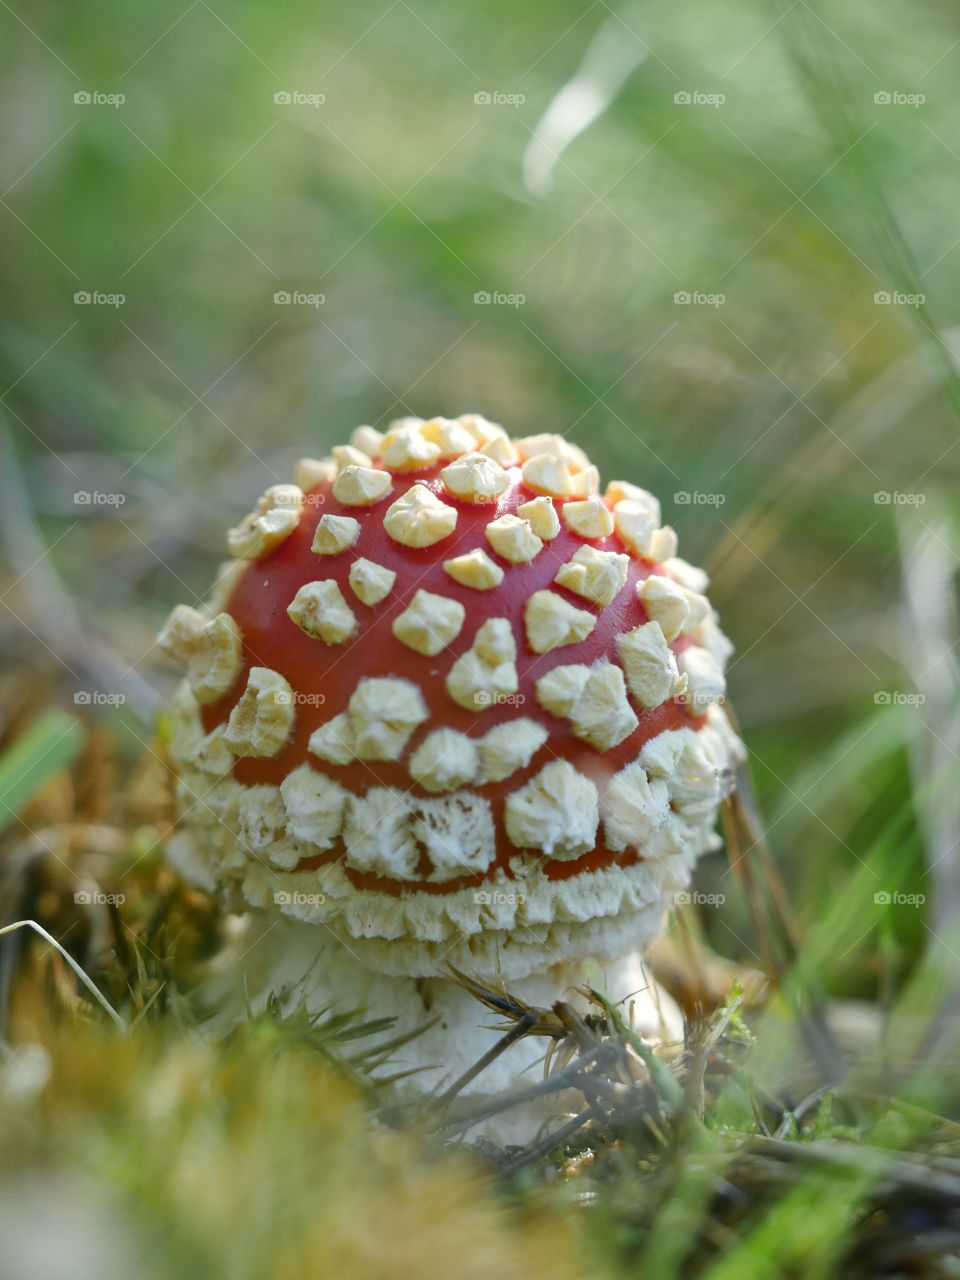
[0,711,82,834]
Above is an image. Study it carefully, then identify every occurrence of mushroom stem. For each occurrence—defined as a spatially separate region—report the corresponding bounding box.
[429,1009,539,1116]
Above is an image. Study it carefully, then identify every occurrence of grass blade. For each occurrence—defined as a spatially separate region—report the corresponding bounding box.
[0,711,83,835]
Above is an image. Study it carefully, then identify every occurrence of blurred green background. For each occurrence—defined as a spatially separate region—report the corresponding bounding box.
[2,0,958,996]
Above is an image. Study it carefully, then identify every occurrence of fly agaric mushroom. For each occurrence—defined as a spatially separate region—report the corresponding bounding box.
[159,415,744,1135]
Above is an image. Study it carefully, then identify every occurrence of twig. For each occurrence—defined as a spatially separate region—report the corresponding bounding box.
[751,1135,960,1202]
[429,1010,539,1116]
[501,1109,594,1173]
[436,1044,614,1136]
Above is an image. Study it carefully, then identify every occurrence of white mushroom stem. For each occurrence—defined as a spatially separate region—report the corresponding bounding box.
[190,913,682,1144]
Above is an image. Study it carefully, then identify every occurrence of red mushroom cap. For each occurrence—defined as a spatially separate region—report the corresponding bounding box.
[159,417,742,977]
